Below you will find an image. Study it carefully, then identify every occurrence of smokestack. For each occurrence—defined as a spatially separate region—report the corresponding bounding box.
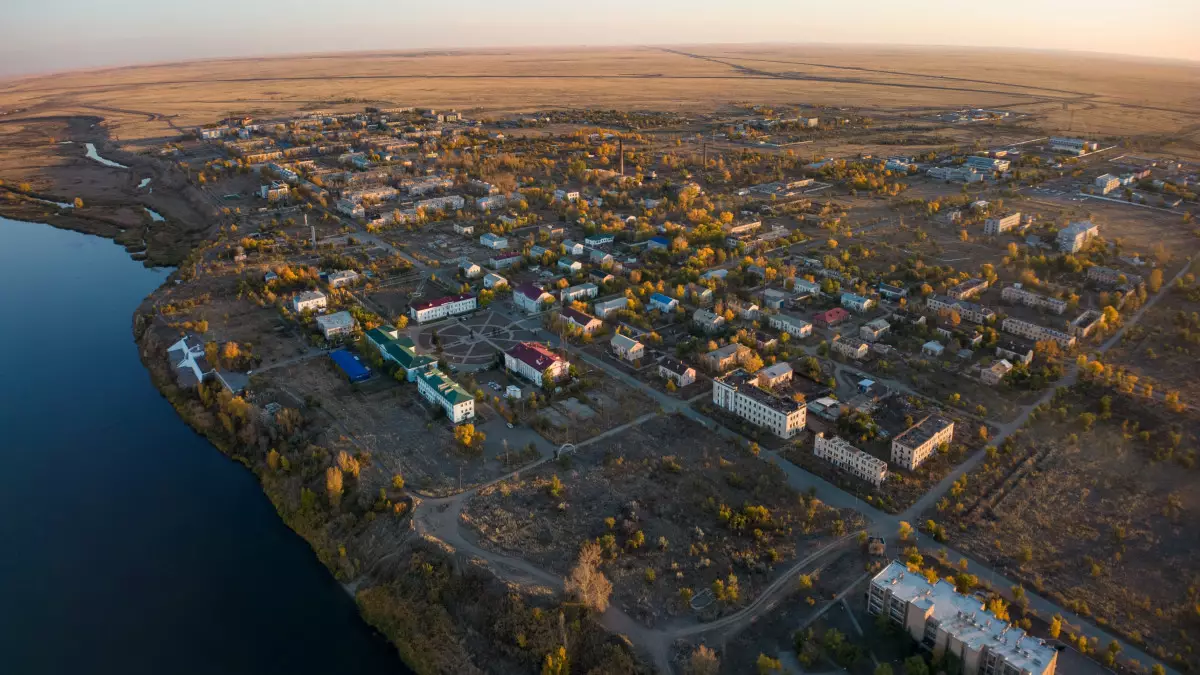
[618,138,624,177]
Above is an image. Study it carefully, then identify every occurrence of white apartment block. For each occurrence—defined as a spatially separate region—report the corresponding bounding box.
[658,358,696,387]
[315,310,356,339]
[891,415,955,470]
[925,296,996,324]
[1001,317,1076,349]
[1049,137,1096,155]
[712,370,806,439]
[1000,286,1067,315]
[814,433,888,487]
[291,290,327,313]
[1087,266,1142,287]
[1095,174,1121,195]
[833,336,870,360]
[416,368,475,423]
[868,562,1058,675]
[768,313,812,339]
[1057,221,1098,253]
[408,293,477,323]
[983,212,1021,236]
[327,269,360,288]
[610,333,645,362]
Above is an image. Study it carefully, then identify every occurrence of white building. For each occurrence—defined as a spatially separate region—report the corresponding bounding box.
[554,188,581,203]
[291,290,327,313]
[483,272,508,289]
[166,335,214,388]
[891,415,955,470]
[593,296,629,318]
[658,357,696,387]
[460,262,484,279]
[560,307,602,335]
[1057,221,1098,253]
[1001,285,1067,315]
[694,308,727,333]
[416,195,465,212]
[315,310,356,339]
[925,295,996,324]
[327,270,360,288]
[832,336,870,360]
[649,293,678,313]
[860,318,891,342]
[480,232,509,249]
[756,362,793,389]
[868,562,1058,675]
[1049,136,1096,155]
[453,223,475,236]
[712,369,806,439]
[1095,173,1121,195]
[409,293,477,323]
[610,333,645,362]
[814,433,888,487]
[504,342,570,387]
[983,212,1022,236]
[514,283,555,313]
[981,359,1013,385]
[1001,317,1076,349]
[416,368,475,423]
[768,313,812,339]
[561,282,599,303]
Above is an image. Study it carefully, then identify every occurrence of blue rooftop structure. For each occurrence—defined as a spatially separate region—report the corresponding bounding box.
[330,349,371,382]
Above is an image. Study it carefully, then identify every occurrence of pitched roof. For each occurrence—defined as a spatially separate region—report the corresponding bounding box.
[418,368,473,404]
[561,306,599,327]
[611,333,642,350]
[507,342,564,372]
[412,293,474,311]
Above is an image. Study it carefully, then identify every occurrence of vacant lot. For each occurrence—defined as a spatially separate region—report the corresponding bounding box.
[931,386,1200,672]
[1106,275,1200,403]
[463,415,861,628]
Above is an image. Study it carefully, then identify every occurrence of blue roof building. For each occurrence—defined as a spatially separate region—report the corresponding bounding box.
[330,349,372,382]
[647,236,670,250]
[649,293,678,312]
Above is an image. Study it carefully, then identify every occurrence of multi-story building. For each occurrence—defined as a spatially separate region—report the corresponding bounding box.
[1001,318,1076,349]
[756,362,793,389]
[584,233,614,246]
[1069,310,1104,338]
[946,278,990,300]
[416,195,465,212]
[514,283,555,314]
[504,342,570,387]
[560,307,603,335]
[557,257,583,274]
[659,357,697,387]
[315,310,356,339]
[868,562,1058,675]
[768,313,812,339]
[925,295,996,324]
[964,155,1010,173]
[833,336,870,360]
[712,369,806,439]
[1087,266,1143,288]
[983,212,1022,236]
[488,253,522,270]
[693,308,727,333]
[291,290,327,314]
[416,368,475,423]
[649,293,679,313]
[453,223,475,236]
[841,292,876,313]
[560,282,599,303]
[480,232,508,249]
[814,433,888,487]
[1049,136,1098,155]
[610,333,645,362]
[409,293,477,323]
[860,318,891,342]
[1095,173,1121,195]
[814,307,850,327]
[593,296,629,319]
[891,415,955,470]
[877,283,908,301]
[926,166,984,183]
[1000,285,1067,315]
[366,326,435,380]
[793,278,822,295]
[483,272,508,289]
[980,359,1013,386]
[1057,221,1099,253]
[995,340,1035,366]
[702,343,748,373]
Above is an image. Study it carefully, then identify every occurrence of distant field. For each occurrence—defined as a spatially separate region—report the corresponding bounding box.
[2,45,1198,151]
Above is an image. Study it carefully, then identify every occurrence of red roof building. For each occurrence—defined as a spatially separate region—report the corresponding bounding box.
[504,341,570,386]
[813,307,850,326]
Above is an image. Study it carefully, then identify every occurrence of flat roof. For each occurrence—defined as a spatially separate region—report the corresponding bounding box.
[894,414,953,449]
[717,369,804,414]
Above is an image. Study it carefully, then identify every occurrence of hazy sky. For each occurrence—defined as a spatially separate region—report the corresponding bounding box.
[1,0,1196,76]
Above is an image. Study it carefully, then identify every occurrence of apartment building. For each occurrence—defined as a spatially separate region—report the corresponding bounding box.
[1087,266,1143,288]
[480,232,509,249]
[868,562,1058,675]
[833,336,870,360]
[1057,221,1099,253]
[694,308,727,333]
[1070,310,1104,338]
[860,318,891,342]
[366,327,435,381]
[1095,173,1121,195]
[712,369,807,439]
[409,293,477,323]
[814,433,888,487]
[702,343,749,373]
[891,415,955,470]
[514,283,555,313]
[560,307,603,335]
[995,340,1035,366]
[1000,285,1067,315]
[291,290,327,314]
[768,313,813,339]
[610,333,645,362]
[983,212,1022,236]
[1001,318,1076,349]
[561,282,599,303]
[841,292,876,313]
[504,342,570,387]
[658,357,696,387]
[315,310,356,339]
[964,155,1010,173]
[925,295,996,324]
[416,368,475,423]
[946,278,989,300]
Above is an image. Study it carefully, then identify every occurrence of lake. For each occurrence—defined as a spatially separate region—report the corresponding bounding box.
[0,217,409,675]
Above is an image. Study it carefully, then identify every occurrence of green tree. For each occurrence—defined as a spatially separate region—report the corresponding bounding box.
[756,653,783,674]
[903,655,930,675]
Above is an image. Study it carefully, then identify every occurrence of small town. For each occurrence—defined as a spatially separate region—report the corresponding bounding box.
[122,97,1200,675]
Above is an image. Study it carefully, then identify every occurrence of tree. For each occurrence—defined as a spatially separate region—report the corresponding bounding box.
[688,645,719,675]
[266,449,280,471]
[337,450,361,478]
[903,655,930,675]
[541,646,568,675]
[756,653,783,674]
[325,466,344,506]
[454,423,484,449]
[565,541,612,612]
[391,473,405,490]
[898,521,914,541]
[1148,268,1164,293]
[73,197,84,209]
[547,474,564,498]
[875,664,894,675]
[1048,615,1062,639]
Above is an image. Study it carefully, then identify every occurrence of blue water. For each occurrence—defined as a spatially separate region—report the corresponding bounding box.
[0,217,408,675]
